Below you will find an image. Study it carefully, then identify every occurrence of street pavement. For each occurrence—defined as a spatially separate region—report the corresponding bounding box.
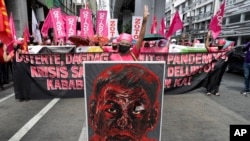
[0,72,249,141]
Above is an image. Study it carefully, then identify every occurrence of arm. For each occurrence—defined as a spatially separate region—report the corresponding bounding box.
[205,31,211,52]
[243,42,250,52]
[3,45,13,62]
[135,5,150,51]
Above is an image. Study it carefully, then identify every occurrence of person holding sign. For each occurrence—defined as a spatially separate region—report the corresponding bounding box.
[109,5,149,61]
[0,41,14,90]
[204,31,230,96]
[205,31,227,52]
[88,64,161,141]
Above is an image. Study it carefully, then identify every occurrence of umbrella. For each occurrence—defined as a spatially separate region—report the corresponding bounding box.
[143,34,166,41]
[68,35,89,46]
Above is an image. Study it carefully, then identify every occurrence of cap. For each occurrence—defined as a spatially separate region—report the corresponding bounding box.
[217,39,226,46]
[119,33,132,43]
[112,39,118,44]
[171,39,176,42]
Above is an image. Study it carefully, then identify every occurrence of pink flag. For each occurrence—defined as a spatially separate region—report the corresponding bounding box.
[80,8,94,38]
[41,10,53,37]
[159,17,166,36]
[150,16,158,34]
[66,16,77,40]
[50,8,66,41]
[7,13,16,52]
[96,10,108,37]
[24,24,30,39]
[166,11,183,39]
[9,13,16,40]
[209,0,225,39]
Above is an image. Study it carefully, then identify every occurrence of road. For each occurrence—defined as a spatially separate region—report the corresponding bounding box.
[0,72,249,141]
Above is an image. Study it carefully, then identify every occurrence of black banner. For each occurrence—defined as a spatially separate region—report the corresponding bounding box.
[13,51,231,99]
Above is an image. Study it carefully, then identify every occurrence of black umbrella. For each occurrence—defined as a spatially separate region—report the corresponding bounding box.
[143,34,166,41]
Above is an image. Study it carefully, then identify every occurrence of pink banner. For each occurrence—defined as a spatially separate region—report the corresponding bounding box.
[80,9,94,38]
[108,19,118,39]
[51,8,66,40]
[131,16,143,40]
[66,16,77,40]
[96,10,108,37]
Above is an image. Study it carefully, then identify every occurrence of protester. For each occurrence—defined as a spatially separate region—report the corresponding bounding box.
[108,5,149,61]
[241,41,250,97]
[170,39,176,44]
[204,31,229,96]
[0,40,14,90]
[111,39,118,51]
[88,64,161,141]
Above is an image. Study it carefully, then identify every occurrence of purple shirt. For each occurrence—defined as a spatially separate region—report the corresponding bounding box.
[244,42,250,63]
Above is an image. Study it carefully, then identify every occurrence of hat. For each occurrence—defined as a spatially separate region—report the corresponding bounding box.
[112,39,118,44]
[171,39,176,42]
[217,39,226,46]
[119,33,132,43]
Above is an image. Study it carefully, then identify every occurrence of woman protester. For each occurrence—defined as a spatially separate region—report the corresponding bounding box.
[0,41,14,90]
[108,5,149,61]
[204,31,231,96]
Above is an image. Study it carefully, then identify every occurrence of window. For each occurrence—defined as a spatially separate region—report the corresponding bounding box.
[229,14,241,24]
[222,18,226,25]
[245,11,250,21]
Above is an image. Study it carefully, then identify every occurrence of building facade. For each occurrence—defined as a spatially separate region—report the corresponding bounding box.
[221,0,250,45]
[165,0,250,44]
[165,0,222,42]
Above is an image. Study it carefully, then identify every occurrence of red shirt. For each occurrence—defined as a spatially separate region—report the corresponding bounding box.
[0,48,5,63]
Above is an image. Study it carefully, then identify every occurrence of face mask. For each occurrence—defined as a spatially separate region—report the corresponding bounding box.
[112,45,118,50]
[218,46,223,50]
[118,45,131,53]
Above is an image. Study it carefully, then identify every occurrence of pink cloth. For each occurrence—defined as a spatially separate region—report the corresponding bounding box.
[110,46,139,61]
[119,33,132,43]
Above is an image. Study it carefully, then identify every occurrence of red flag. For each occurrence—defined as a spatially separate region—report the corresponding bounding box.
[0,0,12,44]
[9,13,16,40]
[166,11,183,39]
[41,10,53,37]
[150,16,158,34]
[159,17,166,36]
[209,0,225,39]
[22,25,29,51]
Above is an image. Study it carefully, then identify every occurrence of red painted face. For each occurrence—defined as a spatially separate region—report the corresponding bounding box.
[91,84,154,141]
